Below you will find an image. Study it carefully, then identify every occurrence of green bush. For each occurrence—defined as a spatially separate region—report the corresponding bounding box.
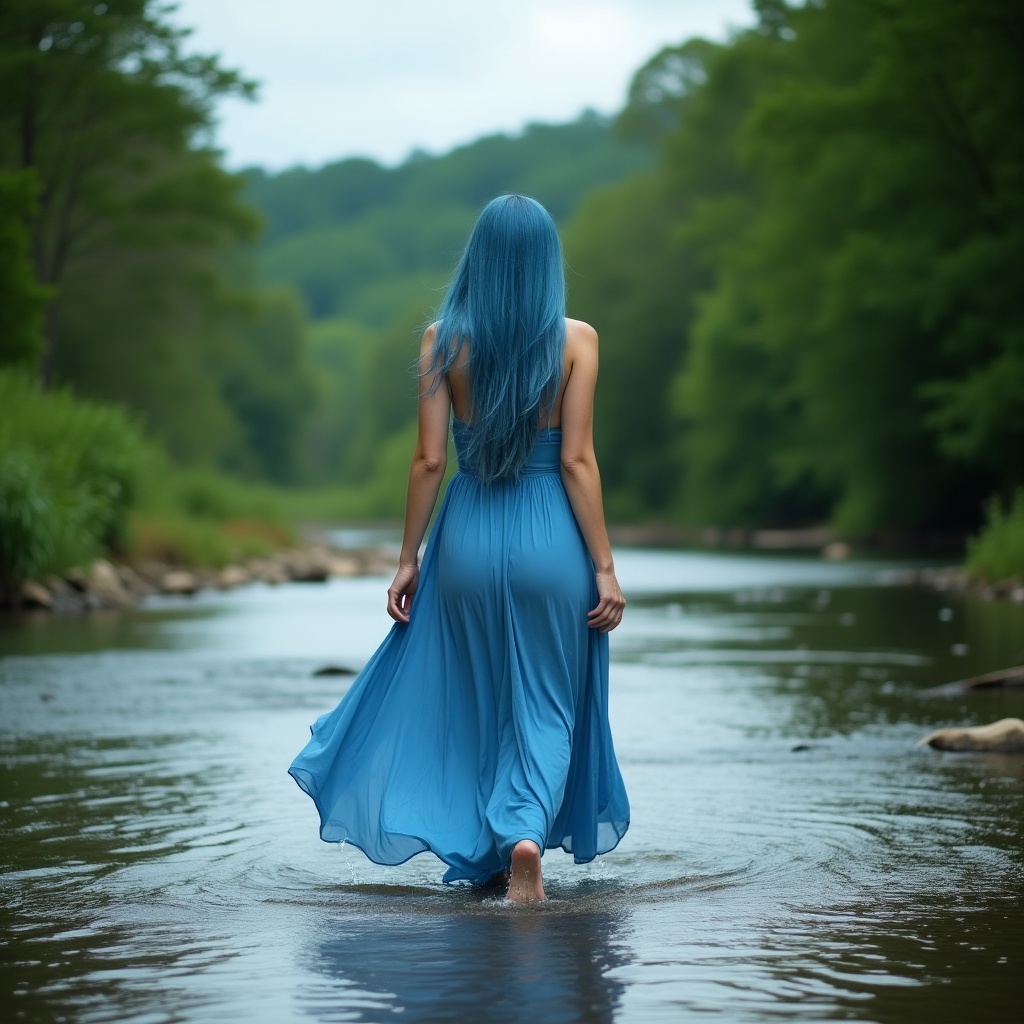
[0,450,57,590]
[144,465,286,522]
[125,463,301,567]
[965,491,1024,583]
[0,369,156,591]
[124,513,257,569]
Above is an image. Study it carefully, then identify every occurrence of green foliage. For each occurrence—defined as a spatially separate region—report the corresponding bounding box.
[302,317,376,482]
[713,0,1022,532]
[125,513,291,569]
[966,491,1024,583]
[219,287,314,483]
[616,39,720,144]
[127,465,301,568]
[0,450,57,590]
[0,369,155,590]
[676,269,821,527]
[5,0,1018,552]
[0,0,314,482]
[562,0,1022,536]
[247,113,652,327]
[0,170,50,370]
[563,175,693,516]
[140,465,286,523]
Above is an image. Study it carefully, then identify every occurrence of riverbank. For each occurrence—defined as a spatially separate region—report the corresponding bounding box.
[6,538,398,614]
[7,521,1024,616]
[900,565,1024,603]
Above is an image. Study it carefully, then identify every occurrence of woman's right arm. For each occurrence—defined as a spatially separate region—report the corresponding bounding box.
[559,321,626,632]
[387,326,450,624]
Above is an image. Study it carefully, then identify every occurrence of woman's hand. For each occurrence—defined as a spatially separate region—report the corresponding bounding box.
[387,563,420,624]
[588,569,625,632]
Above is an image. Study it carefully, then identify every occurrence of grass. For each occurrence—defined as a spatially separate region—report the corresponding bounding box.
[123,463,413,569]
[1,366,416,589]
[123,514,293,568]
[965,490,1024,583]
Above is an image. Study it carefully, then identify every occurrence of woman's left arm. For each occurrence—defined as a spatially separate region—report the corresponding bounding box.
[387,327,451,623]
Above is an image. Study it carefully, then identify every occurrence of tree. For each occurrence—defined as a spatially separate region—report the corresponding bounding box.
[733,0,1024,530]
[0,1,320,483]
[563,176,692,518]
[0,0,256,380]
[561,0,1022,534]
[219,287,313,483]
[0,169,50,368]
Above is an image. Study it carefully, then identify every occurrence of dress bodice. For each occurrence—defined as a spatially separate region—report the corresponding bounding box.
[452,419,562,478]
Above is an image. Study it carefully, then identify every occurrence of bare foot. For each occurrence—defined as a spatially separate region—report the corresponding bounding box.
[507,840,546,902]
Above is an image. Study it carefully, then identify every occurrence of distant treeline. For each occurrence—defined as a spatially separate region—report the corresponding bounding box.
[247,115,651,323]
[2,0,1021,547]
[244,116,651,490]
[242,0,1022,537]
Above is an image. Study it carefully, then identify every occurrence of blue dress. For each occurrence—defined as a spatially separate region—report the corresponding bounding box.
[289,420,629,883]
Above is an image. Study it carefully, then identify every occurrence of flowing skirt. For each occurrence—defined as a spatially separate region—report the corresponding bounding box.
[289,433,629,883]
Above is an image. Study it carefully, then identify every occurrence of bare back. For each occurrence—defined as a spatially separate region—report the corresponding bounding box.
[444,318,594,430]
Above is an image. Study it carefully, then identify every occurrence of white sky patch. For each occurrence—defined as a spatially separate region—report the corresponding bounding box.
[172,0,756,171]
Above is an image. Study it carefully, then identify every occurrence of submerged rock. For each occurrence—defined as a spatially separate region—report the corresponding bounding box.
[917,718,1024,753]
[313,664,357,677]
[822,541,851,560]
[925,665,1024,695]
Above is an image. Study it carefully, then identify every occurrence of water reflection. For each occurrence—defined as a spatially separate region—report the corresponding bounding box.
[301,897,630,1022]
[780,897,1023,1024]
[2,551,1023,1022]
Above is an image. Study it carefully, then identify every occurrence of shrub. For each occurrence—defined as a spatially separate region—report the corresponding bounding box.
[139,464,290,521]
[0,450,57,596]
[965,490,1024,583]
[0,369,156,592]
[124,513,294,568]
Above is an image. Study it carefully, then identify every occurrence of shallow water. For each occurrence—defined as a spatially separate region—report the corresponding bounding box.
[2,549,1022,1023]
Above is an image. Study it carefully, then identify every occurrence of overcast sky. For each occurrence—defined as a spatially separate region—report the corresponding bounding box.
[172,0,755,171]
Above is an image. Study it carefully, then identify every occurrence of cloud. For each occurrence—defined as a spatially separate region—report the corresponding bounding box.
[172,0,755,170]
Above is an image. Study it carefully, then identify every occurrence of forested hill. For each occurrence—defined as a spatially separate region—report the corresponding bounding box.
[6,0,1020,557]
[243,113,652,326]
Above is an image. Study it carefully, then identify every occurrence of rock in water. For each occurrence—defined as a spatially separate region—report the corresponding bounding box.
[20,580,53,609]
[822,541,851,560]
[160,571,200,596]
[917,718,1024,753]
[217,565,250,589]
[88,559,132,607]
[926,665,1024,694]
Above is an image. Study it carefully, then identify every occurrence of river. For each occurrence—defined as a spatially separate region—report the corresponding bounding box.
[2,547,1022,1022]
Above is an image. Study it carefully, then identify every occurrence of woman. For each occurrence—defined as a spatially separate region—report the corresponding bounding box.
[289,195,629,902]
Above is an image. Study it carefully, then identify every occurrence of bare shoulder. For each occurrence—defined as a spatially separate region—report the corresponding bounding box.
[565,317,598,346]
[419,322,442,366]
[564,318,598,370]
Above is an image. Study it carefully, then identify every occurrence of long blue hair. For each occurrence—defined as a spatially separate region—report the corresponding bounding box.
[425,194,566,483]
